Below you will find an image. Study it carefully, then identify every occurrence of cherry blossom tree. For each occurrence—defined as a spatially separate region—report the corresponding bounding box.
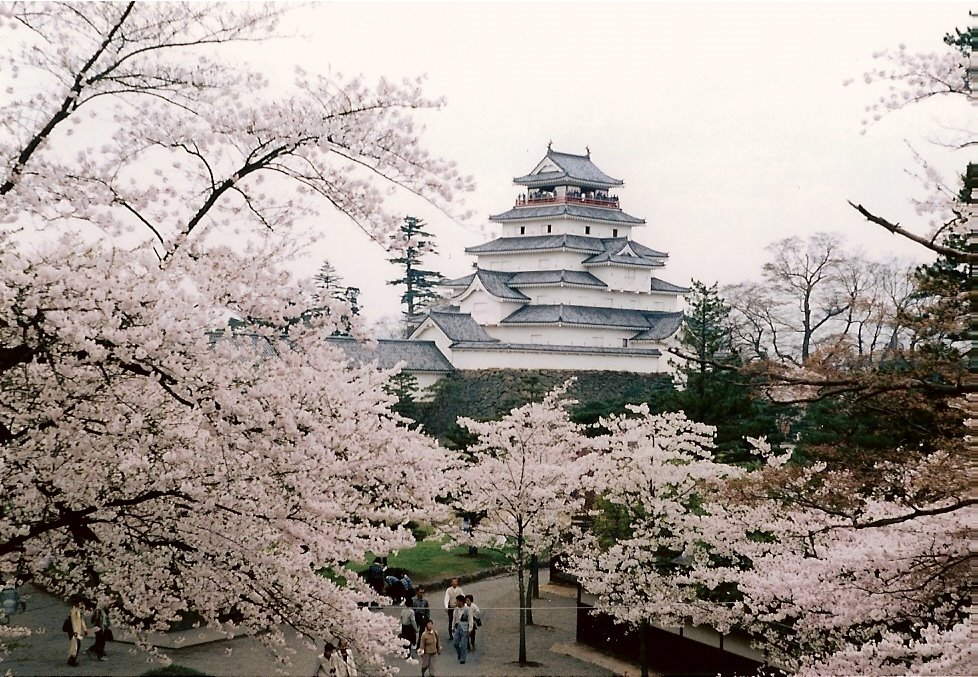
[448,383,588,665]
[572,420,971,676]
[709,445,971,676]
[565,408,745,677]
[0,1,468,670]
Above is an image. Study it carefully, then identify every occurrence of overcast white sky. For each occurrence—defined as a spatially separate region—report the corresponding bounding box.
[256,1,971,322]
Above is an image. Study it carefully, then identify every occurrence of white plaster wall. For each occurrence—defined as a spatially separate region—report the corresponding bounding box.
[478,251,584,272]
[591,265,659,293]
[486,324,641,347]
[450,348,666,373]
[455,290,523,325]
[412,324,454,358]
[515,286,679,311]
[499,219,636,239]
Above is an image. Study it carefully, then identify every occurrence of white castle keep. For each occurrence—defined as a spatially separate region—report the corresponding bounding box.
[409,146,687,374]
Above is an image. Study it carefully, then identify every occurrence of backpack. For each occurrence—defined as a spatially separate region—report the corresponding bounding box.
[62,616,72,634]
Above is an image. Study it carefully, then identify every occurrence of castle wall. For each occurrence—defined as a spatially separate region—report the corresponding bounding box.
[450,347,665,373]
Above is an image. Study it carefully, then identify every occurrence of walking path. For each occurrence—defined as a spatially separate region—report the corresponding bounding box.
[0,571,620,676]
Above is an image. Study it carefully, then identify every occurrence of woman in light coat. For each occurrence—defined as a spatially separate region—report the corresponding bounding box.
[66,598,88,667]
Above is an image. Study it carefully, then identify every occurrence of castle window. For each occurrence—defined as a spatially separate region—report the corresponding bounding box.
[585,226,591,235]
[613,228,618,237]
[520,226,525,235]
[622,338,629,347]
[547,224,552,233]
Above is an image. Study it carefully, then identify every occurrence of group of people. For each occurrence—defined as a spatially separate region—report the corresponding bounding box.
[316,573,484,676]
[392,576,482,676]
[63,597,111,667]
[443,578,482,667]
[313,639,357,677]
[366,558,415,605]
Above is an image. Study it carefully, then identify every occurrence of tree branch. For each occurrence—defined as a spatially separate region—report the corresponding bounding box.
[848,201,976,263]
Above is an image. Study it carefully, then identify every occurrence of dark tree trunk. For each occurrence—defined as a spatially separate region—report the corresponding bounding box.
[517,563,528,663]
[640,618,650,677]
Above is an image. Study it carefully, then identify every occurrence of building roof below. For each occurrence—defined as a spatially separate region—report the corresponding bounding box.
[466,234,666,258]
[425,309,499,343]
[501,304,682,337]
[649,277,691,294]
[326,337,454,372]
[445,268,607,292]
[507,269,607,288]
[629,312,684,341]
[489,202,645,225]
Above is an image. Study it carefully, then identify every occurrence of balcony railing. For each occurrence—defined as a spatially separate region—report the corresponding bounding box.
[515,193,620,209]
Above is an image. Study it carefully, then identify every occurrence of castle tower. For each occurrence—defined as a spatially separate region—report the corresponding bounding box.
[410,147,687,373]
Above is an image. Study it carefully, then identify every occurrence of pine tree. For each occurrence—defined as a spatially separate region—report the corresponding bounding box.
[388,216,445,326]
[671,280,783,462]
[309,259,360,335]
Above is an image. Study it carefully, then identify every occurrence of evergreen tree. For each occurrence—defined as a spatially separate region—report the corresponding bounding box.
[388,216,445,326]
[670,280,784,462]
[309,259,360,335]
[313,259,345,303]
[385,371,421,424]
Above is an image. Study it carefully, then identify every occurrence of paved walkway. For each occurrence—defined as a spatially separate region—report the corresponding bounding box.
[0,572,619,676]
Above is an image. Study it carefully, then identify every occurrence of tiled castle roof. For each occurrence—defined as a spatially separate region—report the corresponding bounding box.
[327,337,454,372]
[444,268,608,291]
[466,234,666,258]
[489,203,645,225]
[508,270,606,287]
[426,309,498,343]
[206,331,454,373]
[649,277,691,294]
[500,304,683,338]
[513,149,623,188]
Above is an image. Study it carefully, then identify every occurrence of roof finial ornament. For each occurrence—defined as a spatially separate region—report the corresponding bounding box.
[585,145,590,158]
[547,140,552,151]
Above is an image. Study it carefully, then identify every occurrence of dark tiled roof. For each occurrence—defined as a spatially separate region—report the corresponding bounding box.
[514,149,623,188]
[582,251,665,268]
[466,234,665,257]
[649,277,691,293]
[473,269,528,301]
[502,304,652,329]
[207,331,282,359]
[507,270,607,288]
[605,239,668,258]
[327,337,454,373]
[443,273,475,287]
[500,305,683,340]
[439,270,528,300]
[489,203,644,225]
[630,312,685,341]
[427,310,499,343]
[467,233,598,255]
[450,341,661,357]
[207,331,457,372]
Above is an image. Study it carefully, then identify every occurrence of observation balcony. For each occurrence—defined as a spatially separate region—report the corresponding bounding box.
[515,192,620,209]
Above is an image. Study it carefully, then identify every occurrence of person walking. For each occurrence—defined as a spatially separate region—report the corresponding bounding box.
[413,588,431,649]
[451,595,471,664]
[65,598,87,667]
[313,642,347,677]
[86,604,110,660]
[464,594,481,651]
[418,619,441,677]
[336,639,358,677]
[399,598,418,658]
[443,577,463,637]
